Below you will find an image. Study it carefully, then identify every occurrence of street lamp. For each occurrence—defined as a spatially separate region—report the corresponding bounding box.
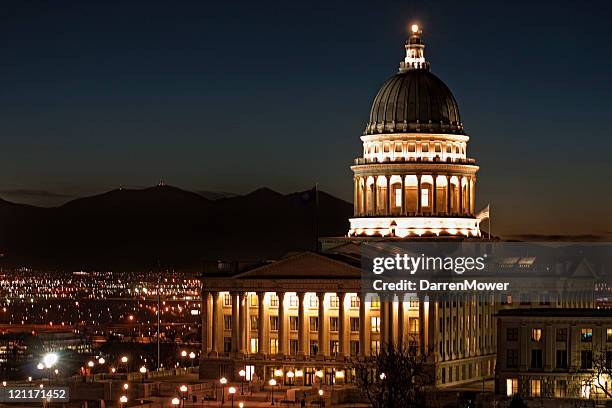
[239,369,246,394]
[87,361,94,368]
[139,366,147,383]
[179,384,188,408]
[123,383,129,391]
[220,377,227,404]
[189,351,196,367]
[119,395,128,408]
[318,389,324,407]
[98,357,105,365]
[171,397,180,406]
[269,379,276,406]
[43,353,58,369]
[37,363,44,370]
[228,386,236,408]
[120,356,128,373]
[287,371,294,386]
[238,403,244,408]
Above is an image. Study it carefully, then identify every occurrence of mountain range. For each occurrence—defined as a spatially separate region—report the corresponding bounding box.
[0,186,352,272]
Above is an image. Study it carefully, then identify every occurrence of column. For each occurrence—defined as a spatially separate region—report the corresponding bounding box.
[432,174,437,215]
[239,293,247,354]
[201,291,209,354]
[278,292,286,356]
[469,177,474,214]
[400,175,406,215]
[380,301,388,348]
[388,296,395,347]
[372,176,378,215]
[338,292,347,357]
[211,292,220,355]
[386,176,391,214]
[359,293,367,357]
[446,175,451,214]
[317,292,326,357]
[297,292,306,356]
[362,178,367,215]
[459,177,463,214]
[257,291,266,356]
[416,175,422,215]
[397,294,405,347]
[544,325,554,371]
[353,177,358,214]
[231,291,240,353]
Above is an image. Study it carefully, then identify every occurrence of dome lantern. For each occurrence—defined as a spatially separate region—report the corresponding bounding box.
[399,24,429,72]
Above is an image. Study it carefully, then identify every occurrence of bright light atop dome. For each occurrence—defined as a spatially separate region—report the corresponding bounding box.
[411,24,419,33]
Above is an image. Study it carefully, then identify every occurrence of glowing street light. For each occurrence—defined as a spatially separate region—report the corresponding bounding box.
[379,372,386,380]
[98,357,105,365]
[139,366,147,383]
[220,377,227,404]
[119,395,128,408]
[239,403,244,408]
[37,363,45,370]
[188,351,196,367]
[179,384,188,408]
[43,353,58,369]
[171,397,180,406]
[269,379,277,406]
[239,369,246,394]
[87,361,94,368]
[318,389,324,407]
[121,356,128,363]
[123,383,129,391]
[229,386,236,408]
[181,350,187,358]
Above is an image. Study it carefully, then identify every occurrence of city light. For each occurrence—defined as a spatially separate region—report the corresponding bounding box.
[98,357,105,364]
[179,384,187,393]
[37,363,44,370]
[43,353,58,368]
[119,395,128,403]
[139,366,147,374]
[171,397,180,406]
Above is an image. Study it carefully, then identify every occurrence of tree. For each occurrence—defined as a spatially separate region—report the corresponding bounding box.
[352,341,433,408]
[590,347,612,398]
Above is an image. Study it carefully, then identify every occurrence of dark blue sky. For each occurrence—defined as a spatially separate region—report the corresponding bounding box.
[0,0,611,236]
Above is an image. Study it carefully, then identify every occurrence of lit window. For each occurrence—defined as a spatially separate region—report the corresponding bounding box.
[270,295,279,307]
[395,188,402,207]
[370,296,380,309]
[421,189,429,207]
[371,317,380,333]
[329,296,339,308]
[581,380,591,399]
[531,328,542,342]
[250,294,258,307]
[269,339,278,354]
[250,338,258,354]
[290,295,298,308]
[370,340,380,355]
[607,328,612,342]
[581,328,593,342]
[506,378,518,397]
[223,294,232,307]
[350,296,360,308]
[421,143,429,153]
[530,379,541,397]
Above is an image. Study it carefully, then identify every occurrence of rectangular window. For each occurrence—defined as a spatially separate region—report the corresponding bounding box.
[581,350,593,369]
[506,349,518,368]
[408,143,416,153]
[421,189,429,207]
[395,188,402,207]
[270,316,278,331]
[269,339,278,354]
[250,338,258,354]
[409,318,419,335]
[350,296,360,308]
[223,293,232,307]
[330,296,339,308]
[506,378,518,397]
[607,328,612,342]
[556,350,568,369]
[289,339,298,355]
[309,340,319,355]
[581,328,593,342]
[250,294,258,307]
[309,295,319,308]
[554,380,567,398]
[223,315,232,330]
[371,340,380,356]
[330,340,339,356]
[530,349,543,369]
[350,341,360,357]
[330,317,339,332]
[556,328,567,342]
[371,316,380,333]
[309,316,318,332]
[290,316,299,331]
[350,317,360,332]
[223,337,232,353]
[250,316,258,329]
[506,328,518,341]
[421,143,429,153]
[370,296,380,309]
[270,295,279,307]
[530,379,541,397]
[289,295,298,308]
[531,328,542,342]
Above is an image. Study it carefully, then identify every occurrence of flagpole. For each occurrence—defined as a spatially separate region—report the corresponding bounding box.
[314,183,319,252]
[488,208,491,240]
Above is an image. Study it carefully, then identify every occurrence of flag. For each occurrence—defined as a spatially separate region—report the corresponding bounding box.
[476,204,490,221]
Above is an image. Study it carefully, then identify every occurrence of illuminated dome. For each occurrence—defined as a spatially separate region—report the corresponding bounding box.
[364,70,464,135]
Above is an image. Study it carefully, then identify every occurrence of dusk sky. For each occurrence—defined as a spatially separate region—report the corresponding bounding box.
[1,0,611,236]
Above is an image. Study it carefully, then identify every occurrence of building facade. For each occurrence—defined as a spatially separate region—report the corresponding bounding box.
[496,308,612,403]
[200,26,496,388]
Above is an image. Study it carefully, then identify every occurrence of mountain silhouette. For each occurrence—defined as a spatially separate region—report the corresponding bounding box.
[0,185,352,272]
